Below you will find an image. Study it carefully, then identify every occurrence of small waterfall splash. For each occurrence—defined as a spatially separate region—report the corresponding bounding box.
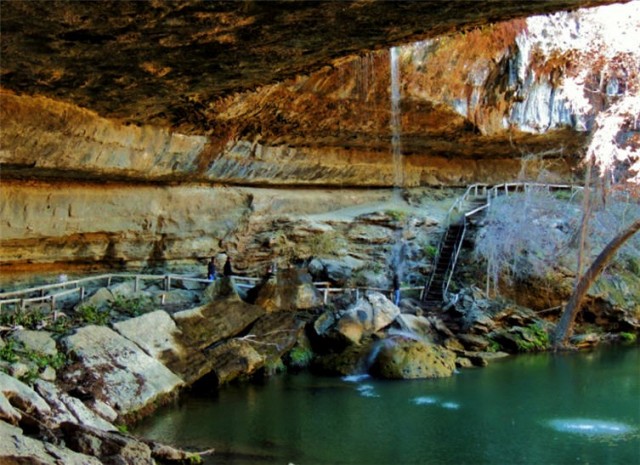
[389,46,404,196]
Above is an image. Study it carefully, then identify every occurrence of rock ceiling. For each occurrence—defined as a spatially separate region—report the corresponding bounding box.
[0,0,620,131]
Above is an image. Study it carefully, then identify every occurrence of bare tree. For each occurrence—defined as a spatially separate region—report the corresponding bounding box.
[553,219,640,348]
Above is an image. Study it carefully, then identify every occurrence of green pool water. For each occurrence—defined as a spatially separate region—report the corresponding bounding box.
[133,347,640,465]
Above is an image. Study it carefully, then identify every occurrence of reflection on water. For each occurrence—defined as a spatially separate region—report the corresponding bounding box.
[134,347,640,465]
[547,418,635,437]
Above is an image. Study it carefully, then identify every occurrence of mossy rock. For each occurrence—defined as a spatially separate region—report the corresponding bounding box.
[370,338,456,379]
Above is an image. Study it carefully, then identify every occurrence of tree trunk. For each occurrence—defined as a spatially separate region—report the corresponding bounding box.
[553,218,640,349]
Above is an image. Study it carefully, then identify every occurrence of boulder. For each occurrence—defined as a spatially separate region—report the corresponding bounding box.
[464,351,510,367]
[9,362,30,379]
[493,305,538,327]
[313,310,336,337]
[35,380,115,431]
[367,292,401,332]
[311,343,373,376]
[254,268,322,312]
[427,316,456,340]
[335,292,400,344]
[60,422,154,465]
[456,357,474,369]
[207,339,265,385]
[108,282,137,298]
[39,366,57,382]
[159,289,200,306]
[310,257,364,284]
[0,420,103,465]
[79,287,114,310]
[370,338,457,380]
[0,371,52,421]
[173,276,204,291]
[393,314,435,342]
[247,312,308,362]
[173,298,264,352]
[571,333,602,349]
[9,330,58,356]
[61,326,184,416]
[336,314,367,345]
[458,333,491,351]
[347,224,393,244]
[202,276,242,304]
[0,392,21,425]
[170,294,264,383]
[443,337,465,353]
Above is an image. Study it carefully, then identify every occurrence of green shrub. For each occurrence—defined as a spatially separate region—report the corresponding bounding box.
[423,244,438,259]
[0,309,47,330]
[263,357,286,376]
[27,351,67,370]
[515,323,550,352]
[487,338,501,353]
[385,210,407,222]
[77,304,110,325]
[0,339,19,363]
[619,332,637,344]
[309,232,344,257]
[287,346,314,369]
[108,295,151,317]
[186,454,203,465]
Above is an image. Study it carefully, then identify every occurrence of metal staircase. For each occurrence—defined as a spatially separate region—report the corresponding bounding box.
[421,182,581,310]
[422,187,488,309]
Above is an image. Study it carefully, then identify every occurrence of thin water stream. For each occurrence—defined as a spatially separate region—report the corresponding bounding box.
[390,46,404,194]
[133,346,640,465]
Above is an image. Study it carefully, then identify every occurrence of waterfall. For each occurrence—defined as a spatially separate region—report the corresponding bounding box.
[389,46,404,193]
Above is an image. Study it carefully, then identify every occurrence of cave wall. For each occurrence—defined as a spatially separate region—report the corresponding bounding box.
[1,10,605,279]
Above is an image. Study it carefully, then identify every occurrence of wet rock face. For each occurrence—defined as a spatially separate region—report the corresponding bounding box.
[0,0,613,131]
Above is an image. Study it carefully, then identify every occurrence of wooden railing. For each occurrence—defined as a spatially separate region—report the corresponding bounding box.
[0,273,213,314]
[0,272,419,315]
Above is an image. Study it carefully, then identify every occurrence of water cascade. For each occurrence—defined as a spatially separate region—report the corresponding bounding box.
[389,46,404,193]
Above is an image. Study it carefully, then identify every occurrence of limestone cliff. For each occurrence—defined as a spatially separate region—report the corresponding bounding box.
[0,4,630,278]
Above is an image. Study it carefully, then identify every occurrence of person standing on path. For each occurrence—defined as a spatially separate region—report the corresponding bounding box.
[393,273,401,305]
[223,256,233,276]
[207,257,217,281]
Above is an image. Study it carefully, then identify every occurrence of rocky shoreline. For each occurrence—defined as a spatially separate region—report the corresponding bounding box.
[2,264,638,464]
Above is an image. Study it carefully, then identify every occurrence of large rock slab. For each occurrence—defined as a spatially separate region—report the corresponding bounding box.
[0,420,103,465]
[113,310,183,361]
[248,312,308,362]
[34,380,115,431]
[173,296,265,351]
[61,326,184,417]
[60,422,155,465]
[207,339,265,385]
[169,288,265,383]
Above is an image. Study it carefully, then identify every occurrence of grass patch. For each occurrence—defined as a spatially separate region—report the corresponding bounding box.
[77,304,110,325]
[385,209,407,222]
[108,295,152,317]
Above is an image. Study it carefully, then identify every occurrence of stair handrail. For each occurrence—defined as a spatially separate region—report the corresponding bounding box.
[422,184,488,300]
[424,181,583,303]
